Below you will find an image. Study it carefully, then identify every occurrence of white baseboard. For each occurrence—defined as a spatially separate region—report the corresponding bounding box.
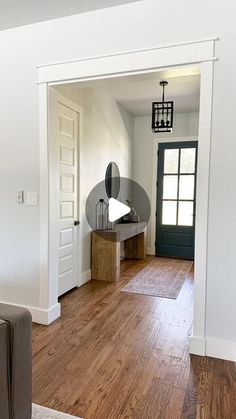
[190,335,236,362]
[189,335,206,356]
[146,247,155,255]
[79,269,91,286]
[5,271,92,325]
[0,301,61,325]
[206,338,236,362]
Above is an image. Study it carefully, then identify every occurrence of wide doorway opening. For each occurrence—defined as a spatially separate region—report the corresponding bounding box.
[48,67,200,302]
[38,41,214,356]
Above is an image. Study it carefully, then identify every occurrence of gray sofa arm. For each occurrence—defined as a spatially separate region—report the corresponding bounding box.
[0,304,32,419]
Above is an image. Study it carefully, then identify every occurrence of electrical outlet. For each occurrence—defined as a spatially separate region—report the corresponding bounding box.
[26,191,38,206]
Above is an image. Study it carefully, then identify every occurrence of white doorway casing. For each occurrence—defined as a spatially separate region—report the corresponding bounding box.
[38,39,215,357]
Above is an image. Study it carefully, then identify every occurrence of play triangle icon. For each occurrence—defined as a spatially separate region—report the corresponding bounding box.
[108,198,130,222]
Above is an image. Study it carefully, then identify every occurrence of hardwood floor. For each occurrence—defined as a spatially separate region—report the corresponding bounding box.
[32,257,236,418]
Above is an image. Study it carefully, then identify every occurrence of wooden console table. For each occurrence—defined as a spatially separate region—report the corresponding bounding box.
[92,222,147,282]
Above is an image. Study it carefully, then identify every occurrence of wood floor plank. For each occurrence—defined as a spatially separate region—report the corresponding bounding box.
[32,257,236,418]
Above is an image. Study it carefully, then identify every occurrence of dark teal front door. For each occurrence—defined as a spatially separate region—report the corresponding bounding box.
[156,141,198,259]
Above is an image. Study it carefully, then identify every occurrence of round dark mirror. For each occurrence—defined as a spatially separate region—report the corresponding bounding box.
[105,162,120,199]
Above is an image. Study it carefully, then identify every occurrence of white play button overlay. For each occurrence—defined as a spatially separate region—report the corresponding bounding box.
[108,198,130,222]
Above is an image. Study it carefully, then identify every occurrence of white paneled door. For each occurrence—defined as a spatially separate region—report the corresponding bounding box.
[57,102,79,296]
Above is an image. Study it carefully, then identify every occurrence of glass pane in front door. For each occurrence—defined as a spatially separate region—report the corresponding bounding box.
[179,175,195,200]
[180,148,196,173]
[178,201,194,226]
[162,201,177,225]
[156,141,198,259]
[164,149,179,173]
[163,175,178,200]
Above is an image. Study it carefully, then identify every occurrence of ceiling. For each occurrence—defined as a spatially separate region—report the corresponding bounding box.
[0,0,140,31]
[63,66,201,116]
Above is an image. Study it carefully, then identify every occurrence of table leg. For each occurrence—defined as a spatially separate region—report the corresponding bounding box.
[124,230,146,260]
[92,233,120,281]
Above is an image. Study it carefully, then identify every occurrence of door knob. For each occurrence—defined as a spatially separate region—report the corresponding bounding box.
[74,220,80,226]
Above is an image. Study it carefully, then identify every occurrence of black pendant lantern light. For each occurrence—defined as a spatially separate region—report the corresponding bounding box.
[152,81,174,133]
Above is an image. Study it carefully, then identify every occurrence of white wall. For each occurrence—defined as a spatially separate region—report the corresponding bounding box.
[132,113,199,251]
[0,0,236,356]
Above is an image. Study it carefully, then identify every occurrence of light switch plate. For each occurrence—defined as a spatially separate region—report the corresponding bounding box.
[26,191,38,206]
[17,190,24,204]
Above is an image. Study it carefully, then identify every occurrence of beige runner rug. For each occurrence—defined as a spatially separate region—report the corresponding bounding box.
[121,257,193,299]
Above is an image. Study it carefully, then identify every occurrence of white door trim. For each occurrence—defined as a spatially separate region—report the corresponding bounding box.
[36,37,217,70]
[37,39,216,85]
[191,60,214,353]
[38,39,215,353]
